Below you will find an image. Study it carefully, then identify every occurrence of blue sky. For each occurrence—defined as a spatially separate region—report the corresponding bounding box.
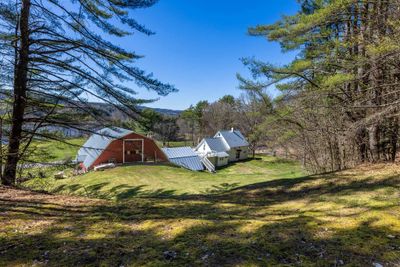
[121,0,300,110]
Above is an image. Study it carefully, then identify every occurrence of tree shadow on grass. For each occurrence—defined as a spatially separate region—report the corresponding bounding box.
[52,182,181,201]
[1,170,399,266]
[115,186,178,201]
[0,188,399,266]
[48,170,400,209]
[217,157,263,170]
[201,183,241,194]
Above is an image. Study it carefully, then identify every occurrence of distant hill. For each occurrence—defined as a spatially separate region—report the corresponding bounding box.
[138,106,182,116]
[29,102,182,138]
[0,90,182,117]
[0,90,183,138]
[87,102,182,118]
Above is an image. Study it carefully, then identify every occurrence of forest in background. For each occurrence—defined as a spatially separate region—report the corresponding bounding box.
[1,1,400,265]
[160,0,400,174]
[2,0,400,185]
[238,0,400,173]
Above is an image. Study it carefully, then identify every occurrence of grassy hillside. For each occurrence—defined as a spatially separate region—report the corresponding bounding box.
[1,163,399,266]
[29,138,85,162]
[25,156,303,199]
[158,141,195,148]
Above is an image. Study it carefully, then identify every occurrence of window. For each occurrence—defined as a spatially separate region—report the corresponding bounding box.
[236,150,241,159]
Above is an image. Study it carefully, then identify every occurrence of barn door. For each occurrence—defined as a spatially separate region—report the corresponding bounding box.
[123,139,144,163]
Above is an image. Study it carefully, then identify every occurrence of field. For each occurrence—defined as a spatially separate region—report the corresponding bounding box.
[29,138,85,162]
[156,140,195,148]
[1,158,399,266]
[25,156,303,199]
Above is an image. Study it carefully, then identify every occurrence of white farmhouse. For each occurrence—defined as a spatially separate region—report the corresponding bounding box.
[195,128,249,167]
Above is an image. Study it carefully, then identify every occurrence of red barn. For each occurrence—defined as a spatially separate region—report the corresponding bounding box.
[76,127,167,170]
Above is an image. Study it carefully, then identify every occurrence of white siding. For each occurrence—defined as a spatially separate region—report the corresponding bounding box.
[195,130,250,164]
[195,140,212,155]
[216,156,229,167]
[207,155,229,167]
[228,147,248,162]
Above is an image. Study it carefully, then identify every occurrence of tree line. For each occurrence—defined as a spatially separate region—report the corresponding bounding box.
[179,0,400,174]
[2,0,398,185]
[239,0,400,173]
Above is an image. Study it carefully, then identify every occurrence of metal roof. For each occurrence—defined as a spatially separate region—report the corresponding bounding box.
[215,130,249,148]
[76,127,133,169]
[162,147,204,171]
[162,146,197,158]
[168,157,204,171]
[203,137,229,152]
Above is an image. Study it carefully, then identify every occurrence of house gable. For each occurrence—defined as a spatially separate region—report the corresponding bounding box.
[195,139,210,154]
[195,137,229,155]
[215,130,249,149]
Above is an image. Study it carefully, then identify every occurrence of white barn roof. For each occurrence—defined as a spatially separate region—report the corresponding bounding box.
[162,147,204,171]
[76,127,133,169]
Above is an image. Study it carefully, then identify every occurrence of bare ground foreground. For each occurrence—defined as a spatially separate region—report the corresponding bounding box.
[1,164,400,266]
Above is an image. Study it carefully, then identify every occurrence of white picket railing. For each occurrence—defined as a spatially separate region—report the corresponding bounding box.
[201,156,215,173]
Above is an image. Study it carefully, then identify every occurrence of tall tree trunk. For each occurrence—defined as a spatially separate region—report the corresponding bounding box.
[359,129,367,162]
[390,119,398,162]
[368,124,379,162]
[0,118,3,181]
[2,0,30,186]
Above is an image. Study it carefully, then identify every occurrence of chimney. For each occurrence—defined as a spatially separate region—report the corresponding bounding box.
[231,127,234,132]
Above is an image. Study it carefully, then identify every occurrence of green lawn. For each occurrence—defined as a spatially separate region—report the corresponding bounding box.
[25,156,303,199]
[157,140,195,148]
[2,163,400,266]
[29,138,85,162]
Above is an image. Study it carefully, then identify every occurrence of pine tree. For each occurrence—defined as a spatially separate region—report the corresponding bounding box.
[242,0,400,172]
[0,0,176,185]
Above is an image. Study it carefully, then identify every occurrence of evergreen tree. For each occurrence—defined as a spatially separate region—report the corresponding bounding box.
[218,95,236,105]
[243,0,400,172]
[0,0,176,185]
